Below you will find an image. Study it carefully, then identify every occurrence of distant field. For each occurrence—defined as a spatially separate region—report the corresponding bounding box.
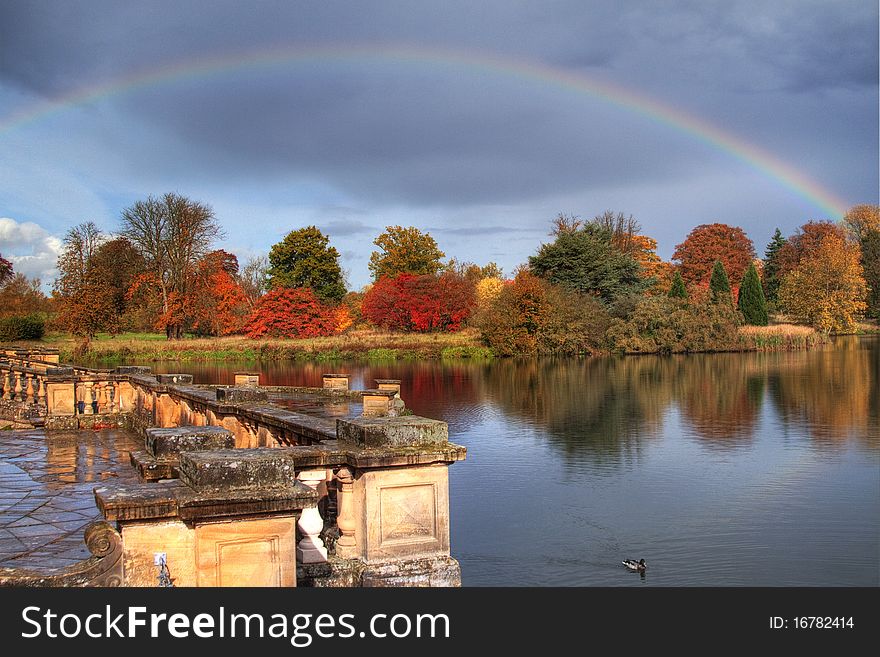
[41,328,490,362]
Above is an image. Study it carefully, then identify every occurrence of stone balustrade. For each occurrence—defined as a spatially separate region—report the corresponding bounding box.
[0,347,467,587]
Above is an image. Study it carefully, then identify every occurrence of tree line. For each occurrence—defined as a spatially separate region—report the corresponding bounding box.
[1,194,877,353]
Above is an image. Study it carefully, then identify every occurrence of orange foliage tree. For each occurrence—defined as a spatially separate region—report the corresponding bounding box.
[672,223,755,289]
[778,233,867,333]
[776,221,846,277]
[244,287,345,339]
[630,234,674,294]
[190,251,250,336]
[361,273,475,332]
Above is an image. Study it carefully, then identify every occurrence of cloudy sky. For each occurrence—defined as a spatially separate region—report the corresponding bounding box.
[0,1,876,290]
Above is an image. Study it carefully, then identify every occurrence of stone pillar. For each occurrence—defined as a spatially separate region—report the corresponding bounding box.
[334,467,357,558]
[95,449,318,587]
[234,372,260,387]
[362,389,396,416]
[45,380,76,416]
[322,374,349,390]
[296,469,328,563]
[375,379,401,395]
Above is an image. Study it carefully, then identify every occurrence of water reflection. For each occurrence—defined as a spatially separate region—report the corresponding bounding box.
[130,335,879,457]
[101,336,879,586]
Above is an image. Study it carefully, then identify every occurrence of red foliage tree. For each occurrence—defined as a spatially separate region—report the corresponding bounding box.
[361,273,475,332]
[190,251,249,336]
[672,223,756,288]
[776,221,847,277]
[244,287,341,339]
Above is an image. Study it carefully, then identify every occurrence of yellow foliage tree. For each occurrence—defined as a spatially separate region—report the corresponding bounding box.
[778,233,867,333]
[475,276,505,308]
[842,204,880,242]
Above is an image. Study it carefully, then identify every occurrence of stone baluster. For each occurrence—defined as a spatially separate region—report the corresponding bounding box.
[38,375,48,409]
[334,467,357,558]
[0,369,8,400]
[96,382,109,414]
[108,381,118,413]
[296,469,329,563]
[24,372,35,404]
[14,372,23,401]
[82,381,95,415]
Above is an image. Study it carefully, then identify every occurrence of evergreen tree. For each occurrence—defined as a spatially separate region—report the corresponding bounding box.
[528,224,650,304]
[668,270,688,299]
[762,228,786,303]
[267,226,346,303]
[709,260,732,305]
[737,262,768,325]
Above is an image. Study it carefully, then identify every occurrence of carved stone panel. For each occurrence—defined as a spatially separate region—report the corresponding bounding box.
[195,516,297,587]
[356,465,450,563]
[45,381,76,416]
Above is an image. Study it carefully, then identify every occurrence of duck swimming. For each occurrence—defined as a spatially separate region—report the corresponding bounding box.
[622,559,647,572]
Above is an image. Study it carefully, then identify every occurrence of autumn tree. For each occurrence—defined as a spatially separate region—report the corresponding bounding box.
[190,250,250,336]
[668,271,688,299]
[529,223,649,303]
[761,228,786,305]
[244,287,343,339]
[368,226,445,281]
[672,223,755,288]
[843,204,880,319]
[629,234,673,294]
[120,193,223,339]
[267,226,346,302]
[709,261,733,305]
[474,268,610,356]
[590,210,641,256]
[0,274,52,317]
[737,262,768,325]
[0,254,12,286]
[776,221,846,277]
[361,272,475,332]
[238,255,269,308]
[89,237,147,331]
[53,222,118,340]
[778,233,867,333]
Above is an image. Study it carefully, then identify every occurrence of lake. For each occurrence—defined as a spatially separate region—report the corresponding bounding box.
[114,334,880,586]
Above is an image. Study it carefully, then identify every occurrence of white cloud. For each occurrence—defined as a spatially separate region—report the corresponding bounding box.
[0,217,62,284]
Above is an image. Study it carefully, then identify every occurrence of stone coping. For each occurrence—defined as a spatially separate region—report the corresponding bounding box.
[145,426,235,458]
[95,479,318,523]
[337,416,448,448]
[360,388,397,398]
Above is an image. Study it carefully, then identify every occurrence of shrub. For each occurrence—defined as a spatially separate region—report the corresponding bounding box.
[605,297,742,354]
[475,270,610,356]
[244,288,341,339]
[0,314,46,341]
[361,273,475,332]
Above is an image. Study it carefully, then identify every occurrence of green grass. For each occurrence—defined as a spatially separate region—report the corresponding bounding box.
[43,329,488,363]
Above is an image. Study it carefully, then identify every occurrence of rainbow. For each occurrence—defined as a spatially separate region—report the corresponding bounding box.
[0,43,849,218]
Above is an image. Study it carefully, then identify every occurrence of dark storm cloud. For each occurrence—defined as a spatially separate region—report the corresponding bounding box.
[0,0,875,243]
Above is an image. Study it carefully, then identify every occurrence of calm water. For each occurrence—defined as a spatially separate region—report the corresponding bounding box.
[117,335,880,586]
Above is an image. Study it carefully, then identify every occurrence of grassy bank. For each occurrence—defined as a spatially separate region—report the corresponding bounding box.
[738,324,828,351]
[31,320,857,363]
[41,329,492,363]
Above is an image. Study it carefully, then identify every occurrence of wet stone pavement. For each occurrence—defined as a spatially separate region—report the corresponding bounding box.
[0,429,141,570]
